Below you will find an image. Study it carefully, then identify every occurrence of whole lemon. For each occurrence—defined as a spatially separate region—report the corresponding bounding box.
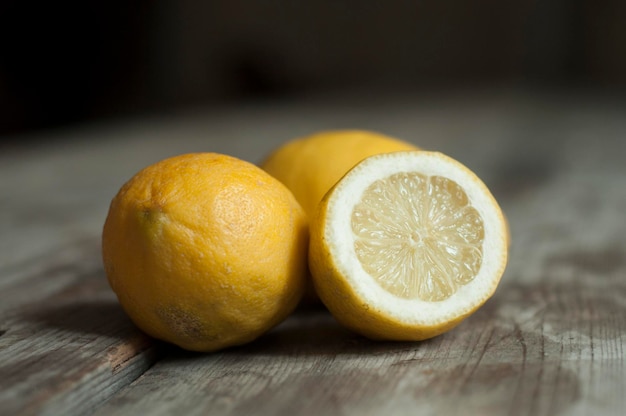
[102,153,308,352]
[261,130,418,304]
[261,130,419,218]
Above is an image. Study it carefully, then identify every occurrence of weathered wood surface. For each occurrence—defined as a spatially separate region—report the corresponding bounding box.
[1,91,625,415]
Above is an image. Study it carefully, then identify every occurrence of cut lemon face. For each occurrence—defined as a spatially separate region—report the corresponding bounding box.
[309,151,508,341]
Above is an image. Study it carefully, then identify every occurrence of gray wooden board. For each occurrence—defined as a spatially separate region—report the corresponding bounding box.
[91,169,626,416]
[1,90,625,415]
[0,239,160,415]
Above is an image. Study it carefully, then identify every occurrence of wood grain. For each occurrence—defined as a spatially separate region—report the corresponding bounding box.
[1,91,625,415]
[0,240,160,415]
[93,271,626,416]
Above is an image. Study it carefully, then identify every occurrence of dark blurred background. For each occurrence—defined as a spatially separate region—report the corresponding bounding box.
[1,0,625,138]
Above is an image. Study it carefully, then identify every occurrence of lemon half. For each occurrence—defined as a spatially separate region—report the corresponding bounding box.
[309,151,508,340]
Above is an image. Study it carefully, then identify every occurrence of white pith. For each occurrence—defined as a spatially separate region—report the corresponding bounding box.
[324,151,507,325]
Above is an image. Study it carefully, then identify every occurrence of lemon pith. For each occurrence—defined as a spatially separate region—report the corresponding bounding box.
[352,173,484,301]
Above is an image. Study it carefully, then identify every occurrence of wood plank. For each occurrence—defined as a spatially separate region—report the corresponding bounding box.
[91,130,626,415]
[92,273,625,416]
[0,238,160,415]
[0,241,102,312]
[1,91,625,415]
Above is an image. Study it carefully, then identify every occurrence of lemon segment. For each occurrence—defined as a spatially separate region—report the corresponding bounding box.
[351,173,484,302]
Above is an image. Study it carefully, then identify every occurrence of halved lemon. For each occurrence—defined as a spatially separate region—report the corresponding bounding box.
[309,151,508,340]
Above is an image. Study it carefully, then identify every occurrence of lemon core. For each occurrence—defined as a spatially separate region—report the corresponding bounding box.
[351,173,484,301]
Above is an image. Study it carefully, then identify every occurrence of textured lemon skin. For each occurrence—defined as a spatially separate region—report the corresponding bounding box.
[260,130,419,218]
[102,153,308,352]
[308,151,507,341]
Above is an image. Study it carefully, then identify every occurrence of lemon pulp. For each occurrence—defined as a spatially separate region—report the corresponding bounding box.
[351,173,484,301]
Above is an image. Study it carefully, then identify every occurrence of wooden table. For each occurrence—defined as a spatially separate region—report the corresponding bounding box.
[1,90,625,415]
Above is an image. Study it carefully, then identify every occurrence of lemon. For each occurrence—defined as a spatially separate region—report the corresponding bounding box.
[261,130,419,218]
[261,130,418,304]
[309,151,508,340]
[102,153,308,352]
